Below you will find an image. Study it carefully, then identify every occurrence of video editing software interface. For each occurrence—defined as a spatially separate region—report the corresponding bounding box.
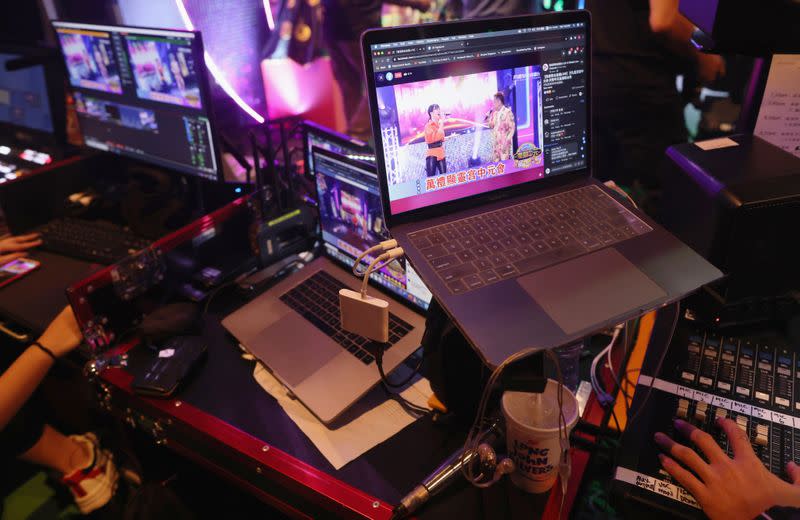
[369,20,587,214]
[52,22,219,180]
[0,52,55,178]
[313,149,432,311]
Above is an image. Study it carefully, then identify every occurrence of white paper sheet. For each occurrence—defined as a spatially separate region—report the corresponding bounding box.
[754,54,800,158]
[253,362,432,470]
[695,137,739,151]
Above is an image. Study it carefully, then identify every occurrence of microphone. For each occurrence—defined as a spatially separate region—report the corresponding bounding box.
[390,418,503,520]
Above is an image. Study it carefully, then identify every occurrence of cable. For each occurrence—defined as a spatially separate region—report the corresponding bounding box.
[202,279,238,316]
[590,325,623,406]
[352,239,397,276]
[625,301,681,431]
[608,322,626,387]
[460,347,570,496]
[375,344,424,388]
[380,384,429,416]
[375,345,428,416]
[359,247,404,298]
[603,180,638,209]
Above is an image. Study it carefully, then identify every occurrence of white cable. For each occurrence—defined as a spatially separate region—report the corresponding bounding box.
[591,325,622,406]
[460,348,570,493]
[352,239,397,276]
[359,247,404,298]
[360,253,388,298]
[603,180,638,209]
[606,323,626,394]
[370,246,404,273]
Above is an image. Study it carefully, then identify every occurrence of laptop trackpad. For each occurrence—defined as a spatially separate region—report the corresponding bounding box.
[250,313,339,387]
[517,248,666,334]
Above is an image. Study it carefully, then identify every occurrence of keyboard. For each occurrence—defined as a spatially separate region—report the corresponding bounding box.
[36,218,151,264]
[279,270,414,365]
[408,185,652,294]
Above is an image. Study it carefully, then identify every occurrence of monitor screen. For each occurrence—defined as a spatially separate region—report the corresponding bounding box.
[312,147,431,311]
[52,21,220,180]
[0,52,54,134]
[303,121,374,177]
[366,18,588,215]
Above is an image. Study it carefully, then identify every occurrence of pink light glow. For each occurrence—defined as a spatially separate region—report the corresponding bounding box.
[262,0,275,31]
[175,0,265,124]
[261,57,344,130]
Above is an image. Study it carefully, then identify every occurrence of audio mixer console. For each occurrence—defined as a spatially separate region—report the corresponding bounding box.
[614,308,800,518]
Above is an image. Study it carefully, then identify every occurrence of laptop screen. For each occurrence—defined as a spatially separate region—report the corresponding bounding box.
[366,18,588,215]
[0,52,54,134]
[312,147,432,311]
[303,121,374,177]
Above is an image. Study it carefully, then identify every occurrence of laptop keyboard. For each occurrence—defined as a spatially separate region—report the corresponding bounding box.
[408,185,652,295]
[279,270,414,365]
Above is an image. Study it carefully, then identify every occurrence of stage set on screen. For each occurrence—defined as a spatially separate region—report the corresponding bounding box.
[126,37,202,109]
[376,66,544,214]
[316,172,406,283]
[57,30,122,94]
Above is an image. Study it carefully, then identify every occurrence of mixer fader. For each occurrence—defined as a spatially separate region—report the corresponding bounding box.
[614,309,800,518]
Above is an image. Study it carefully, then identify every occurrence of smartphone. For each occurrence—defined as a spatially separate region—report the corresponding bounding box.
[0,258,40,289]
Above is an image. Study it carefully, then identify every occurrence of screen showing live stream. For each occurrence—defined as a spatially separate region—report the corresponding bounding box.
[369,21,588,214]
[313,150,431,311]
[53,22,218,180]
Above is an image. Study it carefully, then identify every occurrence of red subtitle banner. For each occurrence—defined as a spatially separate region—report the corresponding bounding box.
[424,162,507,192]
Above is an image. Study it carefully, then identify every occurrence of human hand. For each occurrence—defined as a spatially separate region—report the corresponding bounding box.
[37,306,83,358]
[0,252,25,266]
[0,233,42,254]
[697,53,726,85]
[655,418,800,520]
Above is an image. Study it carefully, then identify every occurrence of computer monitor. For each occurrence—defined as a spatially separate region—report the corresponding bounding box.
[52,21,221,181]
[302,120,374,178]
[0,52,54,135]
[312,146,431,311]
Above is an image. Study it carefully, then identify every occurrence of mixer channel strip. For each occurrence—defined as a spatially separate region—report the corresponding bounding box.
[614,316,800,519]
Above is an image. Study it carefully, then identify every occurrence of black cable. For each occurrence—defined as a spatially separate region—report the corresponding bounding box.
[202,280,238,316]
[625,301,681,430]
[375,345,430,416]
[380,384,429,416]
[375,344,424,389]
[608,301,681,473]
[608,406,623,435]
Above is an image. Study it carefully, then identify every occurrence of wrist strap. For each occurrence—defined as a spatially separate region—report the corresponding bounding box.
[32,341,57,361]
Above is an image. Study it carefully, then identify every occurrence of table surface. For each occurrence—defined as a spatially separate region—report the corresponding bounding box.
[0,250,99,333]
[0,252,595,519]
[122,280,568,519]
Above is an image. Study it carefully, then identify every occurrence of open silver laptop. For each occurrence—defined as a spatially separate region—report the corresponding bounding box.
[361,12,722,368]
[222,147,432,424]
